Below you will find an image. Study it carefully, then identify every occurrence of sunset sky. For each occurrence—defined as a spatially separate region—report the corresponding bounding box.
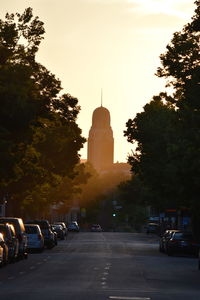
[1,0,196,162]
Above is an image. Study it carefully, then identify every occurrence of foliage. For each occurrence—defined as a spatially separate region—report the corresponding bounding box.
[0,8,86,216]
[124,1,200,228]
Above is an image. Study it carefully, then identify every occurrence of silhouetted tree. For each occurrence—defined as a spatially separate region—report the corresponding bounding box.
[0,8,86,216]
[124,1,200,234]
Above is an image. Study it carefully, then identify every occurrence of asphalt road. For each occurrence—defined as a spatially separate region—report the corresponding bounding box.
[0,232,200,300]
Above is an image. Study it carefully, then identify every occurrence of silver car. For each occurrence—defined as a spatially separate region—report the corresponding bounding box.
[25,224,44,252]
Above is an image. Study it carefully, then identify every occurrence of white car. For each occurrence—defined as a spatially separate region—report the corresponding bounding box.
[91,224,102,232]
[25,224,44,252]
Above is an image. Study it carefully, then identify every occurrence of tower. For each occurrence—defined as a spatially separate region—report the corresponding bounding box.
[87,105,114,172]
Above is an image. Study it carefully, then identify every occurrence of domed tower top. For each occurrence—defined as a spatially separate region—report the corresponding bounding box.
[88,104,114,172]
[92,106,111,129]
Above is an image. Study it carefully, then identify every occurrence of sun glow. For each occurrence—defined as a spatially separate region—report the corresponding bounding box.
[128,0,192,19]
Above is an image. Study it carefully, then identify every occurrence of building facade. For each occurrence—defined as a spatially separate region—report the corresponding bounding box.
[87,106,114,172]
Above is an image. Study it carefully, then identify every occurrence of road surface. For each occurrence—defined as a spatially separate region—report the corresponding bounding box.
[0,232,199,300]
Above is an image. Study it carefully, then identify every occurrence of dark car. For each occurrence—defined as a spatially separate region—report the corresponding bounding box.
[52,224,65,240]
[146,222,159,234]
[54,222,68,238]
[167,231,199,256]
[68,221,80,232]
[0,217,28,259]
[0,223,19,262]
[159,229,180,253]
[26,220,55,249]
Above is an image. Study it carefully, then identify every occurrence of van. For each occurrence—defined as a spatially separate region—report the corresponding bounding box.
[0,217,28,259]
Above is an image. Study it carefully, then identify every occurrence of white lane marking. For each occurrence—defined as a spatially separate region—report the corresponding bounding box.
[30,266,35,270]
[103,272,109,275]
[101,281,107,285]
[37,262,42,265]
[105,266,110,270]
[19,271,25,275]
[101,277,107,280]
[109,297,151,300]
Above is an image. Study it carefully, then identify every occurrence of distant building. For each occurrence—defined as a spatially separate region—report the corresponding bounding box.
[87,105,114,172]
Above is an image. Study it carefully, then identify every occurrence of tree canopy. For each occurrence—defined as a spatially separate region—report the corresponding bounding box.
[0,8,86,217]
[124,1,200,230]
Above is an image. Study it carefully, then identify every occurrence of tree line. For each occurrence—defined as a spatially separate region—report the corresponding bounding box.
[0,8,89,218]
[123,1,200,236]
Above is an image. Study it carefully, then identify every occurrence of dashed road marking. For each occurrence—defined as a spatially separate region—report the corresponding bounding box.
[103,272,109,275]
[19,271,25,275]
[109,297,151,300]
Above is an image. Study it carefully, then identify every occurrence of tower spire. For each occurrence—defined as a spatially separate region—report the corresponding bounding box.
[101,88,103,107]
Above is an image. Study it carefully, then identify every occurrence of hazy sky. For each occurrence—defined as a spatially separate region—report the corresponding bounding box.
[0,0,196,162]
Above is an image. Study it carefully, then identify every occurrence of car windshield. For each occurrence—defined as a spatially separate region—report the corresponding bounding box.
[25,226,38,234]
[173,232,193,240]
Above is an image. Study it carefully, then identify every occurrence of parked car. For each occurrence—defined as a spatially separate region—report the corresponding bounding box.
[0,223,19,262]
[52,224,65,240]
[26,220,55,249]
[50,226,58,246]
[159,229,180,253]
[25,224,44,252]
[54,222,68,238]
[167,231,199,256]
[0,233,8,266]
[146,222,160,234]
[0,217,28,259]
[68,221,80,232]
[91,224,102,232]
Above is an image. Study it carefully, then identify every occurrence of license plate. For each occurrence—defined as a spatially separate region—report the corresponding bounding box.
[181,241,188,246]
